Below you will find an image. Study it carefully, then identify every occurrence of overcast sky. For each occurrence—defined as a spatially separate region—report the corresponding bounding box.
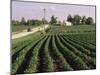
[12,1,95,22]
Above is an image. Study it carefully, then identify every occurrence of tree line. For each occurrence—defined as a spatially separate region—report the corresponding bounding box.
[67,14,94,25]
[12,17,48,26]
[50,14,95,25]
[12,14,95,26]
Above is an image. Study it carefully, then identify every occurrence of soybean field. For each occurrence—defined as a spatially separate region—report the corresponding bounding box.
[12,25,96,74]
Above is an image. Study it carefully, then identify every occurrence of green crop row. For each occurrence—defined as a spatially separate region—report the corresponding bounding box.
[66,33,96,45]
[62,35,92,56]
[12,32,42,50]
[58,35,95,69]
[55,35,89,70]
[41,36,54,72]
[12,36,45,74]
[46,25,95,35]
[66,36,96,57]
[24,36,48,73]
[66,35,96,52]
[51,35,73,71]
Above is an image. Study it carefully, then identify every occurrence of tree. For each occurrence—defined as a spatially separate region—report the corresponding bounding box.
[20,17,26,25]
[12,20,20,26]
[27,20,33,25]
[33,20,42,25]
[42,18,48,24]
[12,20,16,26]
[81,16,86,25]
[86,17,94,25]
[67,14,73,23]
[50,15,57,25]
[73,15,81,25]
[58,20,62,25]
[26,19,43,26]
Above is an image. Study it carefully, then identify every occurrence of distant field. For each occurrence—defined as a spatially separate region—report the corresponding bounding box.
[12,25,39,32]
[12,25,96,74]
[47,25,96,35]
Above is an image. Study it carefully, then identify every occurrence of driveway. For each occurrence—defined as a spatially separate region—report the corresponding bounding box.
[12,24,49,39]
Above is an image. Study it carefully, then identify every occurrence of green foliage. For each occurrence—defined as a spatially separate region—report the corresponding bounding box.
[46,25,96,35]
[86,17,94,25]
[42,36,54,72]
[52,36,73,71]
[12,33,44,74]
[66,14,95,25]
[67,34,96,51]
[24,36,47,73]
[81,16,86,25]
[20,17,26,25]
[12,25,96,74]
[12,18,47,32]
[73,15,81,25]
[50,15,57,25]
[12,20,20,26]
[55,35,90,70]
[59,35,95,68]
[26,19,43,26]
[42,18,48,24]
[67,14,73,23]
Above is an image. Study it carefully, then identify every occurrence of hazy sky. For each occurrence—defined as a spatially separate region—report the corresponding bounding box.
[12,1,95,22]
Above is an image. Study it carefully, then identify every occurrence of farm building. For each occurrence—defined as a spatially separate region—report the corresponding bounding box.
[65,21,72,26]
[62,21,73,26]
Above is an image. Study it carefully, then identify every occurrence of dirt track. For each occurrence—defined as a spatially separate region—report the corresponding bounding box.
[12,25,49,39]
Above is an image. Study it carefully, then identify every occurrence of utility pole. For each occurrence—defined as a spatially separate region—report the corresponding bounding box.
[43,8,46,23]
[43,8,46,31]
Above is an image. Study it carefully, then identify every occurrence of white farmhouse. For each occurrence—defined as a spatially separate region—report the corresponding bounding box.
[65,21,72,26]
[62,20,72,26]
